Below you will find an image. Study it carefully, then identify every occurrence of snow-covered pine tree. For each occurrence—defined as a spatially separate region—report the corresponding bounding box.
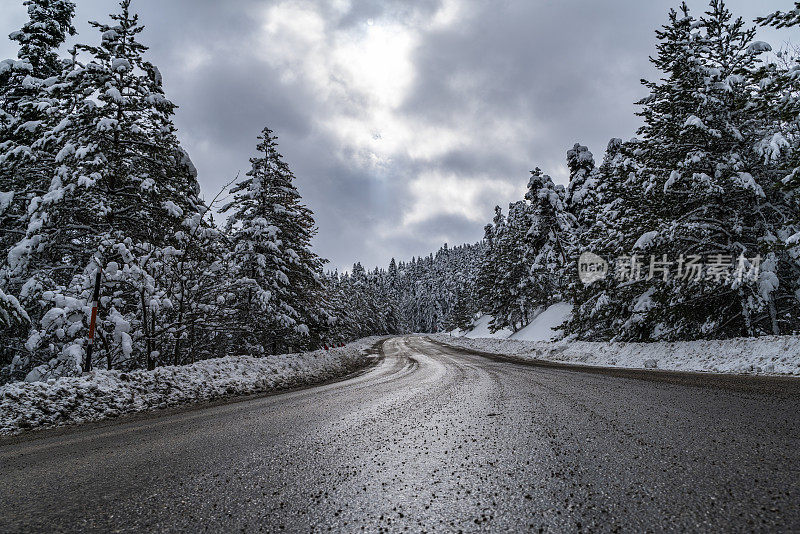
[475,211,498,326]
[483,201,529,332]
[5,0,204,379]
[450,287,476,332]
[753,6,800,271]
[386,256,400,316]
[347,262,385,337]
[623,0,790,339]
[225,134,297,355]
[433,243,479,332]
[159,206,235,365]
[225,127,329,354]
[563,138,652,339]
[374,266,402,334]
[757,2,800,28]
[560,143,602,308]
[0,0,77,377]
[0,0,75,186]
[475,208,503,329]
[520,167,573,313]
[456,243,484,329]
[0,0,76,204]
[321,270,356,344]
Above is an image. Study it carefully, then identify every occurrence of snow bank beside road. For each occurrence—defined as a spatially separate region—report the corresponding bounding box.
[0,338,384,436]
[431,334,800,376]
[446,302,800,375]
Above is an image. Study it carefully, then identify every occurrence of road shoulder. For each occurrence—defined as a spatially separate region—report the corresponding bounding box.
[0,338,388,446]
[428,337,800,396]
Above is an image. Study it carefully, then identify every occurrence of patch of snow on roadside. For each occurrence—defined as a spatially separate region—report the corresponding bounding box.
[429,334,800,376]
[0,337,384,436]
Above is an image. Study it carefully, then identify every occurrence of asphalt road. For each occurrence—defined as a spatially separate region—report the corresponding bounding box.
[1,336,799,532]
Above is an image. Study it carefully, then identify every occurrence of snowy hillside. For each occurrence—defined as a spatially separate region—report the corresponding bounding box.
[460,314,514,339]
[453,302,571,342]
[0,337,383,436]
[509,303,573,342]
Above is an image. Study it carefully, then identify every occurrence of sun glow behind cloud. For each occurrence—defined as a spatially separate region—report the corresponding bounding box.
[255,0,534,242]
[257,0,461,165]
[258,2,418,153]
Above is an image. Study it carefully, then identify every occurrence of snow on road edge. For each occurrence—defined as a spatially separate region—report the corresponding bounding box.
[430,334,800,376]
[0,337,384,436]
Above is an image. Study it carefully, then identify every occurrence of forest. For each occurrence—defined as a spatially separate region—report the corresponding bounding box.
[1,0,799,383]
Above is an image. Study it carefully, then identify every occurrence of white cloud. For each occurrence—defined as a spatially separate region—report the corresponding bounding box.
[331,22,416,109]
[253,0,538,238]
[401,171,518,229]
[176,43,212,73]
[257,1,421,160]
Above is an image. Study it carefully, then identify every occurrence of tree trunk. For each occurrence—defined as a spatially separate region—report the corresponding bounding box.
[738,288,754,337]
[768,295,780,336]
[142,290,155,370]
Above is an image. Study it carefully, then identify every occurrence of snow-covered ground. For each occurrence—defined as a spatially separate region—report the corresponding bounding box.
[0,337,384,436]
[442,303,800,376]
[449,302,571,341]
[433,334,800,376]
[509,302,572,342]
[459,314,513,339]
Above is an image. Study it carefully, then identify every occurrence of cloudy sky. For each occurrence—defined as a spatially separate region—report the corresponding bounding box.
[0,0,791,271]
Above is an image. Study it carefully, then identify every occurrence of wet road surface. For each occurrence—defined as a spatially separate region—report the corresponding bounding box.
[1,336,799,532]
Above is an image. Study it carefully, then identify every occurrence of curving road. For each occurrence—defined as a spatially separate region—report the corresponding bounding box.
[1,336,799,532]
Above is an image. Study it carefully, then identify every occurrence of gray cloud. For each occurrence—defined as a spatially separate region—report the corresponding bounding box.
[0,0,790,271]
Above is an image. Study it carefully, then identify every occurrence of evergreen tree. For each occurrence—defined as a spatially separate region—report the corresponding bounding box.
[757,2,800,28]
[0,0,77,375]
[520,167,573,313]
[563,0,797,341]
[450,288,476,332]
[494,200,532,331]
[0,0,77,283]
[6,0,204,378]
[225,127,328,354]
[475,207,505,329]
[628,0,795,339]
[563,139,651,339]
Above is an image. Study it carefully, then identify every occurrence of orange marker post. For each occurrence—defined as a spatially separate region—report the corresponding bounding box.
[83,270,102,372]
